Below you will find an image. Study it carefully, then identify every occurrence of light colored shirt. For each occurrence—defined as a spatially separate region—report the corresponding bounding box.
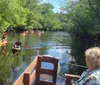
[72,68,100,85]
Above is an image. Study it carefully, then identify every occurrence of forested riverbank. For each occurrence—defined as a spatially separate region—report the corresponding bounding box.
[60,0,100,75]
[0,0,64,33]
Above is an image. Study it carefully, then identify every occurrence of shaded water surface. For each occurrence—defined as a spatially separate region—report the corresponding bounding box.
[0,31,71,85]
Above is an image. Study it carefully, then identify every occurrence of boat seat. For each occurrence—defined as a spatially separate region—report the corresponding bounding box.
[65,74,80,85]
[34,55,59,85]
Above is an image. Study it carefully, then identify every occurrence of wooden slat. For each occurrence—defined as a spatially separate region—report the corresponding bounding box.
[53,58,58,85]
[41,68,53,76]
[65,74,80,85]
[30,70,36,85]
[13,74,23,85]
[41,56,56,63]
[34,56,42,85]
[25,57,37,73]
[65,74,80,79]
[39,81,52,85]
[35,56,58,85]
[23,72,30,85]
[13,57,38,85]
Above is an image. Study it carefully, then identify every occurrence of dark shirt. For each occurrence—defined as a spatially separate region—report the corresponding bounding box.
[15,41,21,46]
[14,41,22,48]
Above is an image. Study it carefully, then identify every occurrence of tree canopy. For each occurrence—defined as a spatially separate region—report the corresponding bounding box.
[59,0,100,74]
[0,0,62,33]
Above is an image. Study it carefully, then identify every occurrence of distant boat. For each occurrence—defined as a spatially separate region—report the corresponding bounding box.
[12,45,22,55]
[0,41,8,47]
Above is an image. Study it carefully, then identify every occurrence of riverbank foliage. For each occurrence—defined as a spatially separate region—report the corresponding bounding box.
[60,0,100,75]
[0,0,62,33]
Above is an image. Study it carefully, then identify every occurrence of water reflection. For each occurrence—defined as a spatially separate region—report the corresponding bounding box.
[0,31,71,85]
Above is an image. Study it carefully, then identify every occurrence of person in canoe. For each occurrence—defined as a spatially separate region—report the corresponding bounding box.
[2,31,8,39]
[1,32,8,56]
[12,39,22,55]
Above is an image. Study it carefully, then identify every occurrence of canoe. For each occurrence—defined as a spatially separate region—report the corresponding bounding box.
[0,41,8,46]
[12,46,22,55]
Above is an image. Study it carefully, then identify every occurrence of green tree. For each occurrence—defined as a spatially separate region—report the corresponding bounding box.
[59,0,100,74]
[0,0,29,32]
[40,3,61,31]
[0,0,28,32]
[25,0,42,29]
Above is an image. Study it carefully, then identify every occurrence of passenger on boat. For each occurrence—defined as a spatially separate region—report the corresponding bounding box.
[1,31,8,46]
[2,31,8,40]
[12,39,22,55]
[0,37,8,56]
[14,39,22,48]
[1,37,7,51]
[72,47,100,85]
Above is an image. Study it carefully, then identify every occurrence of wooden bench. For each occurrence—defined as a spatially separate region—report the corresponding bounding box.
[13,55,58,85]
[65,74,80,85]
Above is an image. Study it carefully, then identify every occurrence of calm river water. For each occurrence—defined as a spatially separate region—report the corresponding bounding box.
[0,31,72,85]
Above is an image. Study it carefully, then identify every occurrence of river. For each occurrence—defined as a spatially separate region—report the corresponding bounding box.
[0,31,72,85]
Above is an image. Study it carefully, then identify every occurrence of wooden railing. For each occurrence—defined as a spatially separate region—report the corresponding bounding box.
[13,55,58,85]
[13,55,80,85]
[65,74,80,85]
[13,57,37,85]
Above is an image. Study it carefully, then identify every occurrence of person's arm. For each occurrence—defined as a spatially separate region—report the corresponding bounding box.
[85,74,100,85]
[72,69,90,85]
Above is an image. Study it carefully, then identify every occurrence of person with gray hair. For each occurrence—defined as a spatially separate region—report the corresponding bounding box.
[73,47,100,85]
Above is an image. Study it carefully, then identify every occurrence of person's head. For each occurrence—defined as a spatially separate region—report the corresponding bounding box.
[85,47,100,70]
